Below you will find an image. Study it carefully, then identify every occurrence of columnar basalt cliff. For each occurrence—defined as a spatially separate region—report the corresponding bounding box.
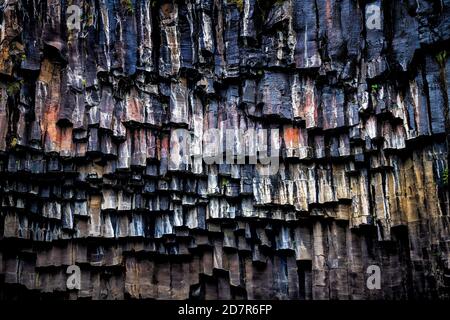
[0,0,449,300]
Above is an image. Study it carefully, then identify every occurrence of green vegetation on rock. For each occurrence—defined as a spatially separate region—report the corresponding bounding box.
[443,168,448,186]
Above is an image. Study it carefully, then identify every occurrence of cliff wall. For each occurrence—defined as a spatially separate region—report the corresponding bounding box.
[0,0,449,299]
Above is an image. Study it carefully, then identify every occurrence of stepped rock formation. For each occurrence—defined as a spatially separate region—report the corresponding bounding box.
[0,0,449,300]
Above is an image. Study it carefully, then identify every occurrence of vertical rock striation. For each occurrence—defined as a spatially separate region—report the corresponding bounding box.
[0,0,449,299]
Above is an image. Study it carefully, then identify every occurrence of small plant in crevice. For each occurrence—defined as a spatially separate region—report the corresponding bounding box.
[371,83,381,92]
[229,0,244,11]
[443,168,448,187]
[6,80,23,96]
[9,137,18,149]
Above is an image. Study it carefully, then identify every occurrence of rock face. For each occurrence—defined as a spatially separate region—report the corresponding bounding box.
[0,0,449,300]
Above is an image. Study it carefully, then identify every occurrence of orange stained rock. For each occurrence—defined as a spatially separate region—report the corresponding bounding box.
[159,134,170,160]
[0,46,13,75]
[325,0,332,32]
[39,59,58,84]
[59,126,73,155]
[39,59,62,151]
[43,103,61,151]
[283,126,300,147]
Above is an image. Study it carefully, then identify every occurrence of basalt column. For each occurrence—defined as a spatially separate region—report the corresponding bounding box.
[0,0,449,300]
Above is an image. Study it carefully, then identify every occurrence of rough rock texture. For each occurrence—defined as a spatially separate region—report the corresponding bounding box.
[0,0,449,300]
